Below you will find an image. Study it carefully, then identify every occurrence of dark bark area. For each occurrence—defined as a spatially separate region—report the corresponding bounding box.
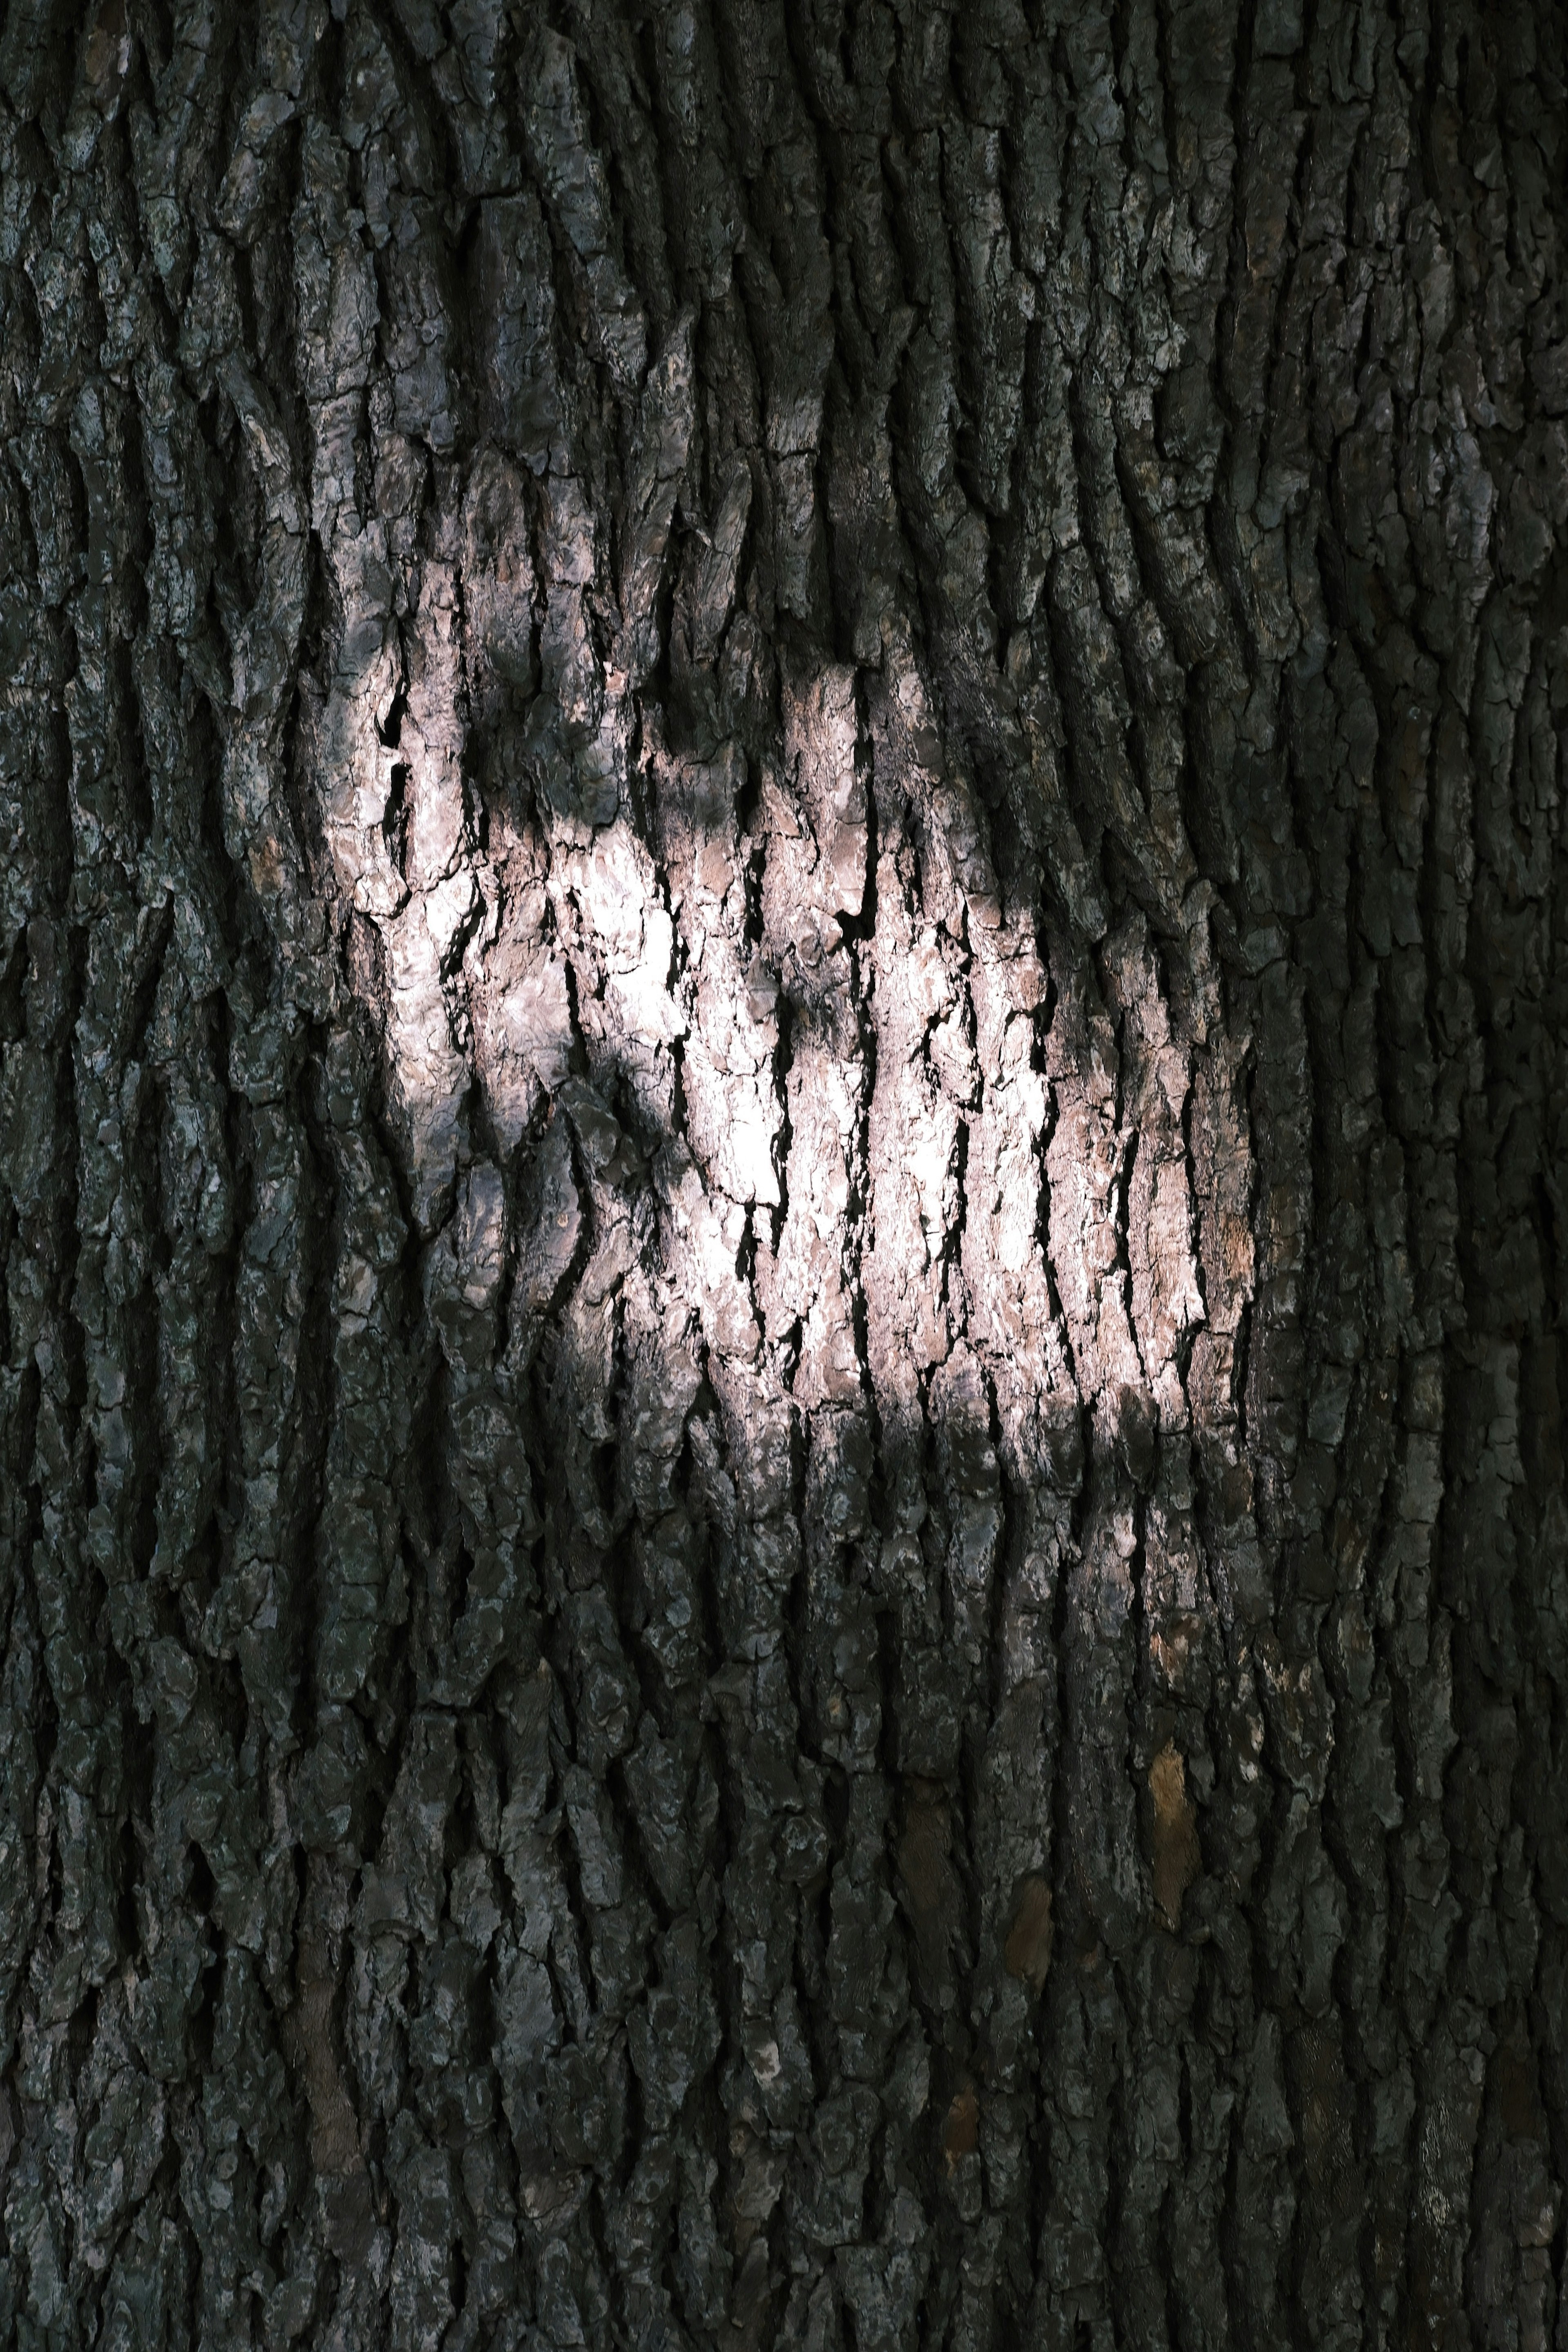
[1,0,1566,2345]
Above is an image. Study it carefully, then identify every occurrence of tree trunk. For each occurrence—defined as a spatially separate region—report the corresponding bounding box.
[1,2,1565,2346]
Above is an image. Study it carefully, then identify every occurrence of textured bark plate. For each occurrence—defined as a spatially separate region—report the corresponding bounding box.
[0,2,1564,2348]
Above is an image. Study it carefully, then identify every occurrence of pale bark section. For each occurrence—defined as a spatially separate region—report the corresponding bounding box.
[0,4,1566,2351]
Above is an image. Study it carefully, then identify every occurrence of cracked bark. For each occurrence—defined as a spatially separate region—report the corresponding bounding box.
[1,2,1566,2348]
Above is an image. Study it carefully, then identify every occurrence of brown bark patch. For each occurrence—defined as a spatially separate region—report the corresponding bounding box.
[82,0,131,109]
[1002,1874,1054,1992]
[1289,2019,1358,2219]
[896,1782,953,1913]
[897,1780,962,2004]
[1495,2027,1546,2143]
[943,2084,979,2172]
[1148,1741,1201,1928]
[281,1864,374,2262]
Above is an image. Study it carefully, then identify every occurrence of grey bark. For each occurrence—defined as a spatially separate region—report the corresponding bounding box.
[0,2,1565,2347]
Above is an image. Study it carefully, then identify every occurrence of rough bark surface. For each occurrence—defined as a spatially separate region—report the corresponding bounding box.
[1,2,1566,2347]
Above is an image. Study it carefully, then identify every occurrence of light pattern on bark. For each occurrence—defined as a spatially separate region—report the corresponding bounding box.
[0,4,1566,2350]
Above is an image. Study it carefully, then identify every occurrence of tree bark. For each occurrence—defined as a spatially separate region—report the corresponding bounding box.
[1,2,1566,2346]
